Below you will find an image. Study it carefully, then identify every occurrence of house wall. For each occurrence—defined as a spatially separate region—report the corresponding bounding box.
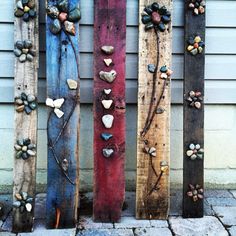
[0,0,236,193]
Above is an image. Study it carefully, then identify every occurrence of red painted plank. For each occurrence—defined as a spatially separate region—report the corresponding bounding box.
[93,0,126,222]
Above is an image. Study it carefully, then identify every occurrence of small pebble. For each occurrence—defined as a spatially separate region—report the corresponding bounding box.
[101,100,113,109]
[101,133,113,141]
[142,15,151,24]
[102,114,114,129]
[49,19,62,35]
[14,49,22,57]
[19,54,27,63]
[104,58,113,67]
[148,64,156,73]
[104,89,112,95]
[190,48,198,56]
[54,108,64,118]
[102,148,114,158]
[64,20,76,35]
[160,65,167,73]
[67,79,77,90]
[151,12,161,24]
[101,46,114,55]
[99,70,117,83]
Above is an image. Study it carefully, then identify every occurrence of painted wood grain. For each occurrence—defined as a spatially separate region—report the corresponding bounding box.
[183,1,205,218]
[12,0,39,232]
[136,0,172,219]
[93,0,126,222]
[46,0,80,229]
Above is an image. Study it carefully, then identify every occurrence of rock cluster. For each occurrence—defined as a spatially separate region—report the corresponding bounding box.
[15,92,37,114]
[46,0,81,35]
[13,192,33,213]
[188,0,205,15]
[187,36,205,56]
[141,2,171,32]
[186,143,204,160]
[14,0,36,22]
[160,65,173,79]
[187,184,204,202]
[14,40,35,63]
[14,138,36,160]
[186,91,203,109]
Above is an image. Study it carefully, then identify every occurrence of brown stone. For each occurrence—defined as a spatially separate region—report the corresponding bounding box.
[59,12,67,22]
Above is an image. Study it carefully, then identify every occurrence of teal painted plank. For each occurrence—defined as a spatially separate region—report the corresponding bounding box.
[46,0,80,229]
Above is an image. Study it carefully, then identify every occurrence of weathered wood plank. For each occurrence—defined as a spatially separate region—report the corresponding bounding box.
[136,0,172,219]
[93,0,126,222]
[183,1,205,218]
[46,0,80,228]
[12,0,39,232]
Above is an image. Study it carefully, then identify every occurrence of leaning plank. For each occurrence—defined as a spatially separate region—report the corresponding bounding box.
[183,1,205,218]
[46,0,81,228]
[12,0,39,232]
[136,0,172,219]
[93,0,126,222]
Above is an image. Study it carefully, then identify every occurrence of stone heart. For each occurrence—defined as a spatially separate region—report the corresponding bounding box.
[104,88,112,95]
[102,148,114,158]
[104,58,113,67]
[102,114,114,129]
[101,133,113,141]
[99,70,117,83]
[101,46,114,55]
[101,100,113,109]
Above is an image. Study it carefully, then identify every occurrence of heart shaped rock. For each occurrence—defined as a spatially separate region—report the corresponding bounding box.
[99,70,117,83]
[102,148,114,158]
[102,114,114,128]
[101,46,114,55]
[104,89,112,95]
[101,100,113,109]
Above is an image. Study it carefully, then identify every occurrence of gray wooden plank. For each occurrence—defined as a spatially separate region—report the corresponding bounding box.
[1,0,236,27]
[1,79,236,104]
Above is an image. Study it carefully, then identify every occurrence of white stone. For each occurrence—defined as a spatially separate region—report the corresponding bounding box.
[102,100,113,109]
[104,58,113,67]
[104,89,112,95]
[102,114,114,129]
[54,108,64,118]
[25,203,32,212]
[67,79,77,90]
[195,144,201,150]
[17,0,24,10]
[53,98,65,108]
[102,148,114,158]
[161,73,168,79]
[169,216,228,236]
[189,143,195,150]
[134,228,172,236]
[186,150,194,157]
[46,98,54,108]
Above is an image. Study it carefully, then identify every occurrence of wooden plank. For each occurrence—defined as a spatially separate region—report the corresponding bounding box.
[45,0,80,228]
[136,0,172,219]
[183,1,205,218]
[93,0,126,222]
[12,0,39,232]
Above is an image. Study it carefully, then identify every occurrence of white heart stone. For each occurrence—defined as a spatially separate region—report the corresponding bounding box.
[25,203,32,212]
[102,148,114,158]
[101,46,114,55]
[186,150,194,157]
[101,100,113,109]
[67,79,77,90]
[46,98,54,108]
[104,89,112,95]
[53,98,65,108]
[102,114,114,129]
[161,73,168,79]
[104,58,113,67]
[54,108,64,118]
[99,70,117,83]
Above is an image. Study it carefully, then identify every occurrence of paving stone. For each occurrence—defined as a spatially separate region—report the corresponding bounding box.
[35,193,46,220]
[229,226,236,236]
[207,198,236,207]
[149,220,168,228]
[213,206,236,227]
[77,229,134,236]
[169,216,228,236]
[204,200,214,216]
[1,215,12,232]
[230,190,236,199]
[204,190,232,198]
[18,228,76,236]
[134,228,172,236]
[79,217,113,229]
[114,217,151,229]
[0,233,16,236]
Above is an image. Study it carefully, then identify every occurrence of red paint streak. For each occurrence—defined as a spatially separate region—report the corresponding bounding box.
[93,0,126,222]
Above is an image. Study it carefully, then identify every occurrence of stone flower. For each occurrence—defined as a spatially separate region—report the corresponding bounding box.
[187,184,204,202]
[14,0,36,22]
[46,98,65,118]
[13,192,33,213]
[188,0,205,15]
[186,143,204,160]
[187,36,205,56]
[15,92,37,114]
[14,138,36,160]
[186,91,203,109]
[46,0,81,36]
[141,2,171,32]
[14,40,36,63]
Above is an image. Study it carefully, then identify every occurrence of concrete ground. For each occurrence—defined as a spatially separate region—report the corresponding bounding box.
[0,190,236,236]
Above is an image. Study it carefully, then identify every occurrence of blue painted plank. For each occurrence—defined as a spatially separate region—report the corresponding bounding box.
[46,0,80,228]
